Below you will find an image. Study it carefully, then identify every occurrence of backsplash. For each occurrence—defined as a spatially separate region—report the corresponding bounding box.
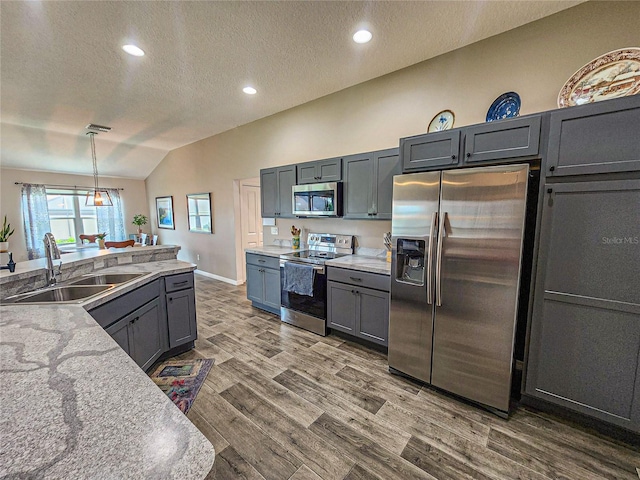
[263,218,391,251]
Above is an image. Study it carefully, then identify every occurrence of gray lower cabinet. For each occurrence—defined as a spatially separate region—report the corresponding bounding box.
[525,178,640,433]
[297,157,342,184]
[343,148,400,220]
[89,272,198,371]
[246,254,281,314]
[104,298,164,371]
[327,268,390,346]
[547,95,640,177]
[166,280,197,348]
[260,165,296,218]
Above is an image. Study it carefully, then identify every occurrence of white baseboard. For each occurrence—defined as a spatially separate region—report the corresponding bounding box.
[194,269,241,286]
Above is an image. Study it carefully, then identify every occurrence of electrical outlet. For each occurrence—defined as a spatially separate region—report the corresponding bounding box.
[271,227,278,235]
[197,254,200,261]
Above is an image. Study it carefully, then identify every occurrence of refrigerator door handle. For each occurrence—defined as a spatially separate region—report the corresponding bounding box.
[435,211,447,307]
[426,211,438,305]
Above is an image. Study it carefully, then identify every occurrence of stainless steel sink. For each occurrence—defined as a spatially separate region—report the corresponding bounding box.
[5,285,114,304]
[67,273,144,286]
[1,272,145,305]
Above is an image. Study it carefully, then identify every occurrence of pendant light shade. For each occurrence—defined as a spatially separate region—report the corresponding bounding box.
[85,131,113,207]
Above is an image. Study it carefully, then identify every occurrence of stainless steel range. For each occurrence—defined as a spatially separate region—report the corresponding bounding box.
[280,233,354,335]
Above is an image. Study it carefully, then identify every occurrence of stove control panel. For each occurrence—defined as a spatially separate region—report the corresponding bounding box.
[307,232,354,253]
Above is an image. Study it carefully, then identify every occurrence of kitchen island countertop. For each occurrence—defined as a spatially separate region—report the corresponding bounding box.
[0,261,215,479]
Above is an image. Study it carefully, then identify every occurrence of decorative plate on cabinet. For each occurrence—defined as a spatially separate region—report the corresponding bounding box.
[557,47,640,108]
[486,92,521,122]
[427,110,455,132]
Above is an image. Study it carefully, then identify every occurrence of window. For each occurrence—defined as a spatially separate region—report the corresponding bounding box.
[46,189,99,245]
[21,184,126,259]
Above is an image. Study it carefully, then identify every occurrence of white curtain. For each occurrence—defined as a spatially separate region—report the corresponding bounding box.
[21,184,51,259]
[96,189,126,241]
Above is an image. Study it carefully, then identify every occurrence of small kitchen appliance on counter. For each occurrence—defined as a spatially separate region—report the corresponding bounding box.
[280,232,354,335]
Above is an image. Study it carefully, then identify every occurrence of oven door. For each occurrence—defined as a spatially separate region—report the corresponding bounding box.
[280,261,327,320]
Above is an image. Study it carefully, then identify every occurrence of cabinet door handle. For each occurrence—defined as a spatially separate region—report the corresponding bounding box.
[168,297,172,302]
[258,259,266,263]
[451,154,456,160]
[549,166,555,172]
[349,277,362,282]
[351,289,355,294]
[466,152,471,158]
[172,280,189,286]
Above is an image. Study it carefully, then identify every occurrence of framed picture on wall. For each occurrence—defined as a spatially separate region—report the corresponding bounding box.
[187,193,213,234]
[156,196,175,230]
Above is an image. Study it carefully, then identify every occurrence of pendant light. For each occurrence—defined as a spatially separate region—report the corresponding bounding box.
[85,131,112,206]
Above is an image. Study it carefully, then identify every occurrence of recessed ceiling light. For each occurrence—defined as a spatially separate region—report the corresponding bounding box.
[122,44,145,57]
[243,86,257,95]
[353,30,372,44]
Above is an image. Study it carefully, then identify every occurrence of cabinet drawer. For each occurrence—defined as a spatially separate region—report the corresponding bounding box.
[165,272,194,293]
[246,253,280,270]
[89,279,160,328]
[328,267,390,292]
[464,115,541,164]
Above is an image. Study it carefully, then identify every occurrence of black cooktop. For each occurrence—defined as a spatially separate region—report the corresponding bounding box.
[281,250,350,265]
[291,251,347,260]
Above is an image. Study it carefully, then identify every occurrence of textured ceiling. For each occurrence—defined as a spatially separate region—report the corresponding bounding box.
[0,1,583,179]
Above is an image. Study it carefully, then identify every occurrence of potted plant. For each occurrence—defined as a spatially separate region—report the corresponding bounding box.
[0,216,15,252]
[132,214,148,236]
[95,232,108,250]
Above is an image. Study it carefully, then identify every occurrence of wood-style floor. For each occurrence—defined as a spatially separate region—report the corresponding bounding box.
[176,275,639,480]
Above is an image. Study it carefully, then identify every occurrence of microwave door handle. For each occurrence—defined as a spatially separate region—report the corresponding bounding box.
[426,212,438,305]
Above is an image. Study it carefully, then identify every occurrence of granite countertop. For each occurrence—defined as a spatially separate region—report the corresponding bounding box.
[245,245,298,258]
[0,245,181,284]
[0,260,215,478]
[326,254,391,275]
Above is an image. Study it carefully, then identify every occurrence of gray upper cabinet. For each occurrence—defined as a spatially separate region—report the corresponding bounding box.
[525,179,640,432]
[547,95,640,177]
[464,115,541,164]
[401,130,460,172]
[297,157,342,184]
[401,115,543,173]
[343,148,400,219]
[343,152,374,219]
[374,148,401,219]
[260,165,296,218]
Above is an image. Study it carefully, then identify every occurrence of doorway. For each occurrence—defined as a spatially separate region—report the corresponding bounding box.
[235,177,263,284]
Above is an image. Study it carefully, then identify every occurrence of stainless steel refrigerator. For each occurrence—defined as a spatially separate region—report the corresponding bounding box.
[389,163,529,415]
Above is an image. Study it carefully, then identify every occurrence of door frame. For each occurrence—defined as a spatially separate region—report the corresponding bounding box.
[233,177,262,285]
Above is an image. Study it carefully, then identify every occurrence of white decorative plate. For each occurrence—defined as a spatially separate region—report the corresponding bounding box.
[558,48,640,108]
[428,110,455,132]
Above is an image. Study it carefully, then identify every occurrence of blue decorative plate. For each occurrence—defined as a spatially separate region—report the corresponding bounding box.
[486,92,521,122]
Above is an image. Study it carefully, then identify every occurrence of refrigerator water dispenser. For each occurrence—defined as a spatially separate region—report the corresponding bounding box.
[395,239,426,285]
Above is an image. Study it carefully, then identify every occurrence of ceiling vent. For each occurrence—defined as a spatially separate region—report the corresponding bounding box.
[85,124,112,133]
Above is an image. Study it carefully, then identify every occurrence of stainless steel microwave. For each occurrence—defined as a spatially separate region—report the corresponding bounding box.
[292,182,343,217]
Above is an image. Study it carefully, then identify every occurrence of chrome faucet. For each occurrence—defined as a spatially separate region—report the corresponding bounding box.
[43,232,62,286]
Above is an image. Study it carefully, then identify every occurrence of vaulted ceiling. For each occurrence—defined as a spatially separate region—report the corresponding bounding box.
[1,1,583,179]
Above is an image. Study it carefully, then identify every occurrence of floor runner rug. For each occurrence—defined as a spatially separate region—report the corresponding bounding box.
[150,358,214,414]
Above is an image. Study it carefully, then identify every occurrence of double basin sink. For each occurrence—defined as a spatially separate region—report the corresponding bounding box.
[1,273,145,304]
